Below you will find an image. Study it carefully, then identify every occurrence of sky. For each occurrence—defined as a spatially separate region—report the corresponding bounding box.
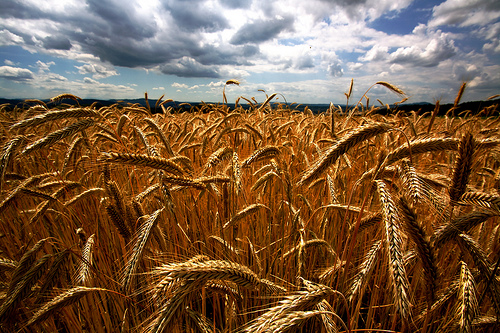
[0,0,499,105]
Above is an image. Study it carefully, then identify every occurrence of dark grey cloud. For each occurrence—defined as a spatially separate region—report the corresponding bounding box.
[219,0,252,9]
[160,57,220,78]
[0,66,34,81]
[42,36,72,50]
[230,16,294,45]
[0,0,45,19]
[86,0,157,40]
[165,0,229,32]
[0,0,265,78]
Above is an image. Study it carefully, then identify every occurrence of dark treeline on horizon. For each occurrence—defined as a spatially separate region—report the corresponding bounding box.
[0,97,498,117]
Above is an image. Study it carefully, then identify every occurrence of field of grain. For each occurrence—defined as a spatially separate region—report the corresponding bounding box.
[1,83,499,332]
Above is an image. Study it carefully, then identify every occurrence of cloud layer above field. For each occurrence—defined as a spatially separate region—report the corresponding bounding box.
[0,0,499,103]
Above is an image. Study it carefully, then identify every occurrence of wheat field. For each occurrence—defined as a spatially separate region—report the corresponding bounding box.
[0,83,499,332]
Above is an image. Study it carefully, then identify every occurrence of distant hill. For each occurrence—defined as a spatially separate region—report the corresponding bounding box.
[1,97,498,116]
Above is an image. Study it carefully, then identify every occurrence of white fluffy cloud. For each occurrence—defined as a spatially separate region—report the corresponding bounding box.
[0,66,34,81]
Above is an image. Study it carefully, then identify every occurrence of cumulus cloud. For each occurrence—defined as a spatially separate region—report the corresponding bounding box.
[360,45,389,62]
[76,63,118,79]
[389,36,457,67]
[172,82,188,89]
[0,66,34,81]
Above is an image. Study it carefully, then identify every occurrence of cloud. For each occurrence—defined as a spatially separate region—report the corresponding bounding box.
[230,16,294,45]
[429,0,500,27]
[35,60,55,73]
[161,57,220,78]
[0,29,23,45]
[76,63,118,79]
[0,66,34,81]
[327,61,343,77]
[42,35,72,50]
[360,45,389,62]
[220,0,251,9]
[388,30,457,67]
[172,82,188,89]
[163,0,229,32]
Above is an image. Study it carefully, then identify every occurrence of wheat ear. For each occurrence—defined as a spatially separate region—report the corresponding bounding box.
[22,118,95,155]
[144,117,175,156]
[36,250,71,300]
[241,146,281,168]
[203,146,233,173]
[0,254,50,321]
[457,261,478,333]
[10,108,100,131]
[0,136,26,190]
[223,203,271,230]
[376,180,411,319]
[122,208,163,292]
[456,233,500,314]
[28,287,109,327]
[348,240,382,302]
[75,234,95,286]
[459,191,500,214]
[299,123,391,185]
[101,152,184,175]
[432,210,495,248]
[7,238,48,298]
[384,137,459,166]
[449,133,476,204]
[242,282,334,332]
[399,197,437,306]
